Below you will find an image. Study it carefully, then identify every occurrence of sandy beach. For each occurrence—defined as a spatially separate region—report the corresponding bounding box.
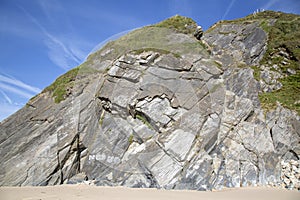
[0,185,299,200]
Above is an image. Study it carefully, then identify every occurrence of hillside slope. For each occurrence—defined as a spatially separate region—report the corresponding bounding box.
[0,12,299,190]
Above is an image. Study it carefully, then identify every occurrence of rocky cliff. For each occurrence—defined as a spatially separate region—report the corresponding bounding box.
[0,11,299,190]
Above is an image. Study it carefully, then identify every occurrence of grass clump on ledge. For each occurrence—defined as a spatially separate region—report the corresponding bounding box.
[136,114,154,130]
[153,15,197,34]
[251,66,261,81]
[259,72,300,115]
[128,134,134,145]
[43,64,98,103]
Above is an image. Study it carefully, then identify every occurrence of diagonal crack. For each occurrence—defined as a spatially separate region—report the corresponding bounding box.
[45,130,86,185]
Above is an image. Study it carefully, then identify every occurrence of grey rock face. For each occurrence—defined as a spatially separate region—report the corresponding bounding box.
[259,66,283,92]
[203,22,267,67]
[0,16,299,191]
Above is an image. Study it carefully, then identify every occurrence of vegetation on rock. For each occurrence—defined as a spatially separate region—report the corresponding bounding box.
[87,27,207,63]
[207,11,300,115]
[43,64,98,103]
[257,12,300,114]
[1,12,300,190]
[153,15,197,34]
[86,15,208,67]
[259,73,300,114]
[41,15,207,104]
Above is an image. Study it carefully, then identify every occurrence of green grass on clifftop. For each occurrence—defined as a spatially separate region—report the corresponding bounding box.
[210,11,300,67]
[153,15,197,34]
[86,15,208,66]
[43,64,98,103]
[257,11,300,68]
[209,11,300,115]
[43,15,207,104]
[258,12,300,114]
[259,72,300,114]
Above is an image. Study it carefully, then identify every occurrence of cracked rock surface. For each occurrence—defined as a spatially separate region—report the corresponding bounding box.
[0,15,299,191]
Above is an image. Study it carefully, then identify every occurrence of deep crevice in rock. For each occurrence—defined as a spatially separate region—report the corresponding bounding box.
[98,97,112,112]
[270,127,276,149]
[244,110,254,122]
[154,64,192,72]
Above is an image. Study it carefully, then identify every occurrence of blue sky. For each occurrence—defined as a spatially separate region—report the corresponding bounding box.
[0,0,299,121]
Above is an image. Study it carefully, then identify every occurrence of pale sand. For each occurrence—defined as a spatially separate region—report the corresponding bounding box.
[0,185,299,200]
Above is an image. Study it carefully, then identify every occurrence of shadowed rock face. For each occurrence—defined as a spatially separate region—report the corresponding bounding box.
[0,13,299,190]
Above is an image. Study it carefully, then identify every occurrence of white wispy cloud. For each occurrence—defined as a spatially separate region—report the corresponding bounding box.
[0,82,36,99]
[18,5,86,70]
[222,0,236,20]
[44,36,82,70]
[0,73,41,121]
[0,74,41,94]
[0,8,41,39]
[37,0,65,24]
[0,73,41,99]
[0,102,22,122]
[37,0,92,62]
[262,0,299,13]
[88,28,136,57]
[0,90,12,104]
